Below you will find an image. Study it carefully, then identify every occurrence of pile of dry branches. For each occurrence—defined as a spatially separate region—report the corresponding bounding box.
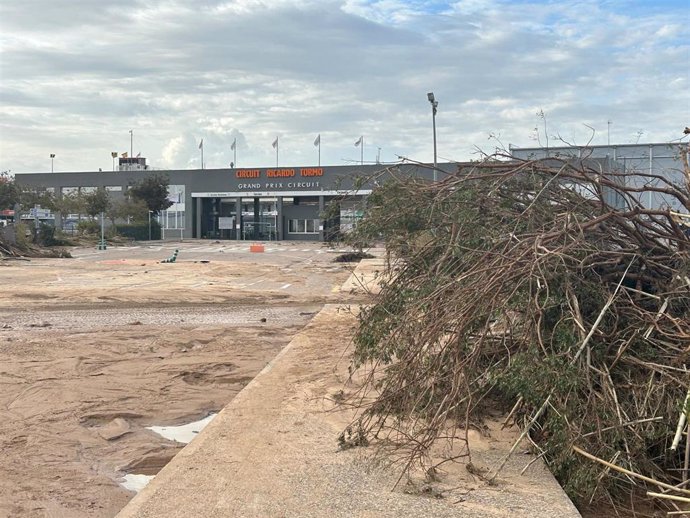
[0,228,71,259]
[344,150,690,514]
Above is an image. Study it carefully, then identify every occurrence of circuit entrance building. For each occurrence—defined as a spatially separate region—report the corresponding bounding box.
[15,163,443,241]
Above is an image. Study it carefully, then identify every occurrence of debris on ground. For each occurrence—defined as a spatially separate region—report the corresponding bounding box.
[333,251,375,262]
[343,148,690,515]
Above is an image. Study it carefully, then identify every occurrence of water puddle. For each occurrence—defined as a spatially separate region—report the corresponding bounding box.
[119,413,217,492]
[121,474,155,492]
[146,413,217,444]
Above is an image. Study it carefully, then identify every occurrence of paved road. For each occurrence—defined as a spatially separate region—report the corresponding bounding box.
[70,240,356,264]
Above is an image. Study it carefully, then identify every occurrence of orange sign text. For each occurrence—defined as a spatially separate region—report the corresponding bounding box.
[236,169,260,178]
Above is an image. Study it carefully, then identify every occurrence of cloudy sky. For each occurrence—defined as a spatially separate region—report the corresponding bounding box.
[0,0,688,174]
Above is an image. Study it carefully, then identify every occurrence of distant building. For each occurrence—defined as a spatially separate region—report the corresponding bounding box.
[15,163,451,241]
[16,148,662,241]
[118,156,149,172]
[509,142,689,212]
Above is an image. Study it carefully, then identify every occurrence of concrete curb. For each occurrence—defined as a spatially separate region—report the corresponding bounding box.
[117,261,581,518]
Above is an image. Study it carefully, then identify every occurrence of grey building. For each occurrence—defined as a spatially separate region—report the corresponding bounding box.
[15,162,448,241]
[509,142,689,212]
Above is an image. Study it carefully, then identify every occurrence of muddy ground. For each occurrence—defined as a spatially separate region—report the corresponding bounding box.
[0,241,358,518]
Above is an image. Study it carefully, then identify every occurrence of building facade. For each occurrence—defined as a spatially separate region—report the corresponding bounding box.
[509,142,689,212]
[15,163,446,241]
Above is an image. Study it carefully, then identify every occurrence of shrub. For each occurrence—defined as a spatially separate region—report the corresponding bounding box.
[37,223,71,246]
[77,219,100,235]
[345,157,690,514]
[14,222,30,249]
[115,221,161,241]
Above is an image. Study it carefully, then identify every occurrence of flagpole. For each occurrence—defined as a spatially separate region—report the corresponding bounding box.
[233,138,237,167]
[315,134,321,167]
[276,137,279,167]
[129,130,133,158]
[354,135,363,166]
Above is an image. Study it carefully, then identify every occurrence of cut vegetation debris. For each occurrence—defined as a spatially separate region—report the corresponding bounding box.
[341,146,690,516]
[333,251,375,263]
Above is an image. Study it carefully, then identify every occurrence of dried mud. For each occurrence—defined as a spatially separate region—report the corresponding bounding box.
[0,243,352,517]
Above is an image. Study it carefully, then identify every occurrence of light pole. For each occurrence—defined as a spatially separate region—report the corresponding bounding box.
[111,151,118,171]
[148,210,153,241]
[50,153,55,172]
[427,92,438,181]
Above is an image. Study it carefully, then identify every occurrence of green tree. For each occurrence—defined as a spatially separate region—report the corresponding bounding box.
[107,197,148,224]
[49,191,85,217]
[83,188,110,217]
[128,174,173,215]
[19,186,57,212]
[0,171,20,210]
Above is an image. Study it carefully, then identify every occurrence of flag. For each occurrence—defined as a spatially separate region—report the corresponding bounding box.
[121,152,128,158]
[136,152,141,158]
[354,136,362,147]
[272,137,278,149]
[230,138,236,151]
[198,139,203,150]
[314,134,320,147]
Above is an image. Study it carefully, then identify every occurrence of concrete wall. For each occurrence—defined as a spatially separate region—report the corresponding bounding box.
[282,202,322,242]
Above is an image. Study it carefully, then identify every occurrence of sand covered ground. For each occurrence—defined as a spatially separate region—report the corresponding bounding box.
[0,241,355,517]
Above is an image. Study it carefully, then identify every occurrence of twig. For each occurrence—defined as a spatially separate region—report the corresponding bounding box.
[572,258,635,363]
[580,417,663,438]
[672,388,690,451]
[648,491,690,504]
[573,446,690,495]
[685,422,690,484]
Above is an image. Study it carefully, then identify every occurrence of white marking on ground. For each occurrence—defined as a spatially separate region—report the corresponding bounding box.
[73,251,101,258]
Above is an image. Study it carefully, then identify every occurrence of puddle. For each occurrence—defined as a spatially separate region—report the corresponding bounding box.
[121,474,155,492]
[146,413,217,444]
[119,414,217,492]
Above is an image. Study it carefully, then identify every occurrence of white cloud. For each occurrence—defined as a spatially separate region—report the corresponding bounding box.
[0,0,687,173]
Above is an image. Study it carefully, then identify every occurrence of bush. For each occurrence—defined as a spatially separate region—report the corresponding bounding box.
[77,219,100,235]
[345,157,690,514]
[14,222,30,249]
[115,221,161,241]
[37,223,71,246]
